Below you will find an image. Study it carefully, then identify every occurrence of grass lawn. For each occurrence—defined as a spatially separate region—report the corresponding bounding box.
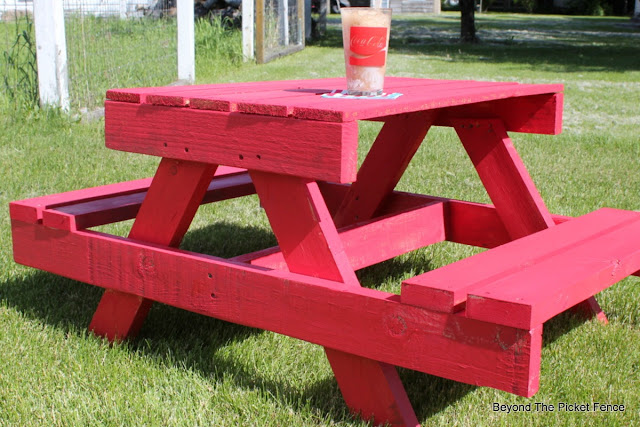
[1,12,639,426]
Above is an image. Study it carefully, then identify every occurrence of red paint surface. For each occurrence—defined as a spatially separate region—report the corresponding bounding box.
[13,77,636,425]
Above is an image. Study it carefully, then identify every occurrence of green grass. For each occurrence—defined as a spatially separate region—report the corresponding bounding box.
[1,12,640,426]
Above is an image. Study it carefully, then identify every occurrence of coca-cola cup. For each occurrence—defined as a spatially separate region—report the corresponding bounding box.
[341,7,392,96]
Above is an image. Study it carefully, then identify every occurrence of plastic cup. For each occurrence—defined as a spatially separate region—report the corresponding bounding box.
[340,7,392,96]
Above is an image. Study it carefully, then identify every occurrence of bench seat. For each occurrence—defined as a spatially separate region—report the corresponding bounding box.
[401,208,640,329]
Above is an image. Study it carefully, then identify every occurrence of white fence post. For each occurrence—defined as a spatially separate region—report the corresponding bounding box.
[33,0,69,111]
[242,0,255,60]
[635,0,640,17]
[120,0,128,19]
[177,0,195,83]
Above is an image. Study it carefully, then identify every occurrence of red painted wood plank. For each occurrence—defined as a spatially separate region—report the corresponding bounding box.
[41,171,254,231]
[338,200,446,271]
[324,351,419,426]
[465,208,640,329]
[108,78,348,108]
[250,172,418,425]
[193,86,340,116]
[250,171,359,284]
[436,93,563,135]
[106,77,431,106]
[455,117,605,320]
[234,200,446,271]
[375,190,570,249]
[454,118,555,240]
[107,83,269,105]
[333,111,436,228]
[9,178,153,224]
[89,159,218,340]
[292,80,563,123]
[105,101,359,183]
[128,159,218,247]
[233,188,573,272]
[233,78,453,122]
[11,218,542,397]
[108,78,563,125]
[106,87,159,104]
[401,208,638,313]
[107,82,260,104]
[291,80,519,122]
[318,180,570,249]
[8,166,244,225]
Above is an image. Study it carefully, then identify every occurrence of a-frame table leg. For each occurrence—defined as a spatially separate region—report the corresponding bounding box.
[89,158,218,341]
[333,111,436,228]
[250,171,419,427]
[453,118,607,323]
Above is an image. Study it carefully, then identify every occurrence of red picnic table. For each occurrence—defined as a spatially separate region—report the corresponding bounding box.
[10,77,640,426]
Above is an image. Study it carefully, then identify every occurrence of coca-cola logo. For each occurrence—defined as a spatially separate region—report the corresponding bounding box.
[349,26,387,67]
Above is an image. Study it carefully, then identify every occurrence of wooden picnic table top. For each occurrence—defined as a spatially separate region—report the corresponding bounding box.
[106,77,564,123]
[104,77,565,183]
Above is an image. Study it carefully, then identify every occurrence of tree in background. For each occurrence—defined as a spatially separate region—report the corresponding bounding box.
[460,0,477,42]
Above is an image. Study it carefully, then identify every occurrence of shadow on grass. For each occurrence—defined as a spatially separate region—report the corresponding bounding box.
[2,218,615,424]
[310,15,640,73]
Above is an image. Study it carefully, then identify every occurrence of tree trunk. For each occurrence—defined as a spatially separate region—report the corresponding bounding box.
[460,0,477,43]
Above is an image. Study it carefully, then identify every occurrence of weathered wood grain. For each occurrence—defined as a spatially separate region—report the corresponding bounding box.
[105,101,358,183]
[250,171,419,426]
[233,200,446,271]
[333,111,436,228]
[454,118,606,321]
[89,159,218,340]
[465,208,640,329]
[401,208,639,313]
[11,218,542,397]
[41,171,254,231]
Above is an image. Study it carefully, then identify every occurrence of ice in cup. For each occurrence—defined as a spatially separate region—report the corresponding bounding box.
[341,7,392,96]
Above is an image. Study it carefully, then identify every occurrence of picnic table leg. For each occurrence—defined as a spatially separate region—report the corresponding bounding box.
[333,111,435,228]
[250,171,419,427]
[453,118,607,323]
[89,158,218,341]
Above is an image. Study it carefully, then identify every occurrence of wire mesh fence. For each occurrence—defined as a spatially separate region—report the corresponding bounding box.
[1,1,178,112]
[1,1,38,110]
[256,0,304,63]
[63,1,177,111]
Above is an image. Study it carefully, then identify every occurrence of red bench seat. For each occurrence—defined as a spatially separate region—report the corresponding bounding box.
[401,208,640,329]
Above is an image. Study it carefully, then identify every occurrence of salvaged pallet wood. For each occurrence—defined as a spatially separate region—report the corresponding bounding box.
[465,209,640,329]
[251,171,419,426]
[333,111,436,228]
[14,77,637,426]
[402,208,640,315]
[454,117,606,321]
[9,165,244,225]
[104,101,358,183]
[107,77,563,133]
[11,218,542,398]
[41,170,253,231]
[89,159,218,341]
